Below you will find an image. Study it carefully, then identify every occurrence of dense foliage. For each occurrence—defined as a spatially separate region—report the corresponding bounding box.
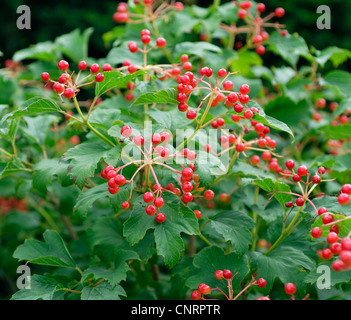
[1,0,351,301]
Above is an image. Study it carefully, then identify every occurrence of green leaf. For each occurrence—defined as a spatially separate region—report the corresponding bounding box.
[22,115,59,146]
[0,73,18,104]
[81,283,126,300]
[56,28,93,62]
[173,42,221,60]
[186,246,250,293]
[82,250,138,287]
[208,211,255,255]
[10,97,62,118]
[132,88,178,106]
[73,183,109,218]
[13,41,59,63]
[324,70,351,97]
[254,178,291,208]
[124,193,199,267]
[0,158,28,178]
[332,98,351,119]
[230,51,262,76]
[63,142,121,187]
[88,108,121,130]
[13,230,76,268]
[95,70,145,97]
[11,275,63,300]
[107,45,144,66]
[146,108,193,132]
[32,159,71,193]
[316,46,351,68]
[250,247,315,290]
[319,123,351,140]
[267,32,311,66]
[231,162,275,180]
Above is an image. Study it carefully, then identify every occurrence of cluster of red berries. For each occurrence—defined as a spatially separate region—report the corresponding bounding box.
[191,269,267,300]
[128,29,167,53]
[113,1,184,24]
[312,98,350,125]
[221,1,287,54]
[0,197,27,214]
[100,125,215,222]
[41,60,108,101]
[256,282,298,300]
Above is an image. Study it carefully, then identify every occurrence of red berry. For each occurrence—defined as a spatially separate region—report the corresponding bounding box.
[332,260,345,272]
[297,165,308,176]
[261,151,271,161]
[341,238,351,251]
[181,54,188,62]
[63,88,75,99]
[340,250,351,265]
[285,201,294,208]
[256,45,265,55]
[141,35,151,45]
[338,193,350,206]
[318,207,328,216]
[311,227,323,238]
[41,72,50,81]
[156,37,166,47]
[275,7,285,18]
[235,143,246,153]
[186,110,197,119]
[284,283,296,295]
[223,269,232,279]
[95,73,105,82]
[218,68,227,77]
[214,270,223,280]
[312,175,321,184]
[115,175,126,186]
[240,84,250,94]
[322,248,333,260]
[108,186,119,194]
[134,135,145,146]
[182,181,193,192]
[194,210,202,219]
[143,192,154,203]
[251,155,260,165]
[90,63,100,73]
[239,94,250,104]
[326,232,338,244]
[152,133,162,144]
[52,83,63,93]
[145,205,157,216]
[330,242,342,254]
[102,63,112,71]
[122,201,130,209]
[191,290,201,300]
[342,184,351,195]
[217,118,225,126]
[285,159,295,170]
[121,125,132,137]
[58,60,69,71]
[155,213,166,223]
[204,190,215,201]
[223,81,233,91]
[256,278,267,288]
[243,109,253,119]
[181,192,193,203]
[78,61,87,70]
[154,197,164,208]
[238,9,247,19]
[322,214,334,225]
[182,168,193,180]
[257,3,266,13]
[234,103,244,113]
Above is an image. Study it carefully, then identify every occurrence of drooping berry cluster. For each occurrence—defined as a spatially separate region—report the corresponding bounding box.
[41,60,106,102]
[191,269,266,300]
[100,125,215,223]
[113,1,184,25]
[0,197,27,214]
[220,1,287,54]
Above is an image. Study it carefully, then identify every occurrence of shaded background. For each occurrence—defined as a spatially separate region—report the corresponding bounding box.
[1,0,350,62]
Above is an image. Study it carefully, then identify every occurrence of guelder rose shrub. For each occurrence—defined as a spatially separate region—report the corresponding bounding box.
[1,0,351,300]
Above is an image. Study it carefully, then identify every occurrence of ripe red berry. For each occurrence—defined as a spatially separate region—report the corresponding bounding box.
[256,278,267,288]
[102,63,112,71]
[223,81,233,91]
[115,174,126,186]
[330,225,340,234]
[155,213,166,223]
[243,109,253,119]
[256,45,265,55]
[275,7,285,18]
[108,186,119,194]
[340,250,351,265]
[63,88,75,99]
[284,283,296,295]
[235,143,246,153]
[285,159,295,169]
[214,270,223,280]
[341,238,351,251]
[122,201,130,209]
[326,232,338,244]
[182,168,193,180]
[234,103,244,113]
[154,197,164,208]
[217,118,225,126]
[338,193,350,206]
[318,207,328,216]
[180,54,188,62]
[223,269,232,279]
[78,60,87,70]
[342,184,351,195]
[186,110,197,119]
[52,83,63,93]
[311,227,323,238]
[121,125,132,137]
[261,151,271,161]
[145,205,157,216]
[238,9,247,19]
[152,133,162,144]
[143,192,154,203]
[240,84,250,94]
[41,72,50,81]
[95,73,105,82]
[285,201,294,208]
[218,68,227,77]
[182,181,193,193]
[322,248,333,260]
[257,3,266,13]
[312,175,321,184]
[194,210,202,219]
[239,94,250,104]
[58,60,69,71]
[191,290,201,300]
[332,260,345,272]
[204,190,215,201]
[297,165,308,176]
[156,37,166,47]
[330,242,342,255]
[181,192,193,203]
[134,135,145,146]
[90,63,100,73]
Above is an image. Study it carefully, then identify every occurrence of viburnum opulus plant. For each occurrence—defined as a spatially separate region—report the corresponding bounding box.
[1,0,351,301]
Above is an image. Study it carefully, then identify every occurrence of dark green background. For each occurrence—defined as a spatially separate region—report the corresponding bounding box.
[1,0,350,62]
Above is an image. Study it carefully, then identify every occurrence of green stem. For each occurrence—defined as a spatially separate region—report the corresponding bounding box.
[227,30,236,50]
[73,96,115,147]
[250,185,259,252]
[199,234,212,246]
[265,206,303,255]
[213,0,221,9]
